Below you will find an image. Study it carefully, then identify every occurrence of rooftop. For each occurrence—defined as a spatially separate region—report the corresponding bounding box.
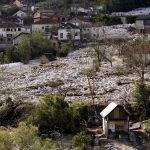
[33,18,59,25]
[100,102,118,118]
[59,23,80,29]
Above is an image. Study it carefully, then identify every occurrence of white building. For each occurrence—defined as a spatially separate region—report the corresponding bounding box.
[100,102,130,139]
[32,18,59,32]
[58,23,81,41]
[0,22,30,43]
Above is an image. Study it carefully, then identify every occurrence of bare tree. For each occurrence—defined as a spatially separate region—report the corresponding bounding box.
[122,38,150,82]
[81,67,96,105]
[93,38,115,67]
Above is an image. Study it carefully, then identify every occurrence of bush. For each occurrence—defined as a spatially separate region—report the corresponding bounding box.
[30,95,89,134]
[16,35,31,64]
[72,132,89,150]
[30,32,56,58]
[6,32,56,64]
[32,95,72,133]
[0,122,57,150]
[58,41,72,57]
[6,46,20,63]
[71,101,88,132]
[0,129,13,150]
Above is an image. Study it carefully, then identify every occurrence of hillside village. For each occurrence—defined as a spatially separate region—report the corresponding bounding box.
[0,0,150,150]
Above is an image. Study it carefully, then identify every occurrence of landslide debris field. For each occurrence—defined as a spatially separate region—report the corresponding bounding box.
[0,47,150,104]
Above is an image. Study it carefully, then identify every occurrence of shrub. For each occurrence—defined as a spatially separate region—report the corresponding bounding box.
[32,95,72,133]
[6,46,20,63]
[6,32,56,64]
[72,132,89,150]
[0,122,57,150]
[30,95,89,134]
[71,101,88,132]
[16,35,31,64]
[58,41,72,57]
[0,129,13,150]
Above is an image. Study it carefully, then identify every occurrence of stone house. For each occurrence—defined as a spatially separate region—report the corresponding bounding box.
[58,23,81,41]
[100,102,130,139]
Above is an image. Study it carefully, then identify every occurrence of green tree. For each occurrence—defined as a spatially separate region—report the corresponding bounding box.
[16,35,31,64]
[30,32,56,58]
[71,101,88,132]
[72,132,89,150]
[6,46,19,63]
[58,41,72,57]
[32,95,72,133]
[30,95,89,134]
[133,81,150,120]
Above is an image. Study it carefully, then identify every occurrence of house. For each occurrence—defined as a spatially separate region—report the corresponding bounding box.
[136,15,150,31]
[33,9,63,22]
[32,18,59,32]
[8,16,24,25]
[68,16,92,28]
[13,0,23,8]
[0,21,31,48]
[58,23,81,41]
[13,32,29,45]
[12,10,27,18]
[100,102,130,139]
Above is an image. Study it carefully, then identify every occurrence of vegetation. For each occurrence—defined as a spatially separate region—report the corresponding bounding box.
[72,132,89,150]
[30,95,88,135]
[122,39,150,81]
[58,41,72,57]
[0,122,57,150]
[5,32,56,64]
[133,81,150,120]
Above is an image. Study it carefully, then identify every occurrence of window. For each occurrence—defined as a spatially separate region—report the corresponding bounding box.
[74,32,78,36]
[14,29,16,31]
[6,28,10,31]
[60,33,63,38]
[18,28,21,31]
[42,26,45,30]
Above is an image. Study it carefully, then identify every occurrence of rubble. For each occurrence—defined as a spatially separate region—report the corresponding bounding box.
[0,46,149,104]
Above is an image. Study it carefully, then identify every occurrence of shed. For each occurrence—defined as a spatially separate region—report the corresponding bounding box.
[100,102,130,139]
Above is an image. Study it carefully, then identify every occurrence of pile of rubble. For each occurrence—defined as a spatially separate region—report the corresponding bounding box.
[0,46,149,104]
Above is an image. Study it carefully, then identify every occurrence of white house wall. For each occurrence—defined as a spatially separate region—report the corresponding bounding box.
[32,24,58,32]
[136,20,144,29]
[58,28,80,41]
